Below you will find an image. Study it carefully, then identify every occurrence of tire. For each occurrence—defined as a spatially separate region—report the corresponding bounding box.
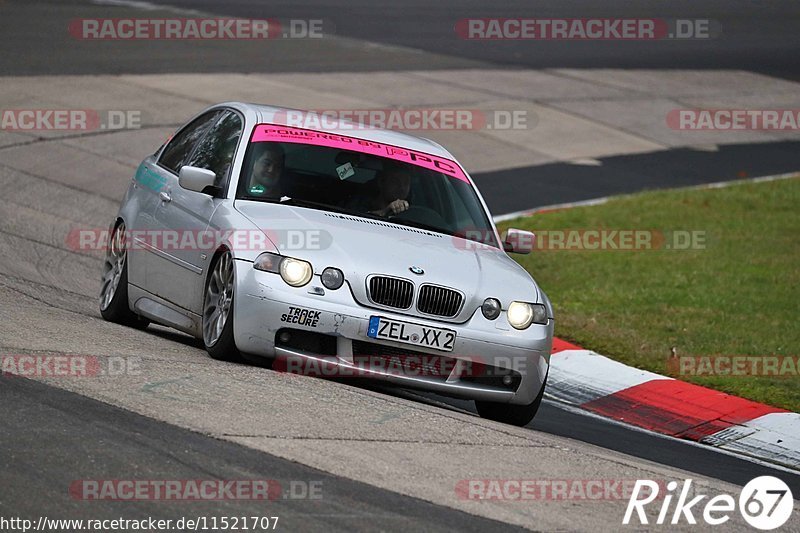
[475,373,548,427]
[202,251,244,362]
[99,222,150,329]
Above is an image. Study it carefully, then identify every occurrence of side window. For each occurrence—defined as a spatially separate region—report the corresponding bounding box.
[186,111,243,188]
[158,110,222,174]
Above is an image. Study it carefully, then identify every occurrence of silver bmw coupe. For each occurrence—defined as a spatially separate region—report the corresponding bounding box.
[100,102,554,425]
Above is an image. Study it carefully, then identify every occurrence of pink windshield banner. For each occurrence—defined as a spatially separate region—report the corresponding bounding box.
[251,124,470,183]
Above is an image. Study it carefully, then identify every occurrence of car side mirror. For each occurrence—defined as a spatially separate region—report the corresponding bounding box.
[179,165,218,195]
[503,228,535,254]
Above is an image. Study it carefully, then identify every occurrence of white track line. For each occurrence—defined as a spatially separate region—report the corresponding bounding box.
[90,0,216,16]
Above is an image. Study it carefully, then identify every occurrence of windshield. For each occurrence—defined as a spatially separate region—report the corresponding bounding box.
[236,124,499,248]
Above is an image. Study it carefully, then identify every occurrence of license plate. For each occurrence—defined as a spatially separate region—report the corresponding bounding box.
[367,316,456,352]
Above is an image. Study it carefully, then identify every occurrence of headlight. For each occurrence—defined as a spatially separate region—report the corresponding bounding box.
[280,257,313,287]
[507,301,547,329]
[321,267,344,290]
[481,298,501,320]
[254,253,313,287]
[253,252,281,273]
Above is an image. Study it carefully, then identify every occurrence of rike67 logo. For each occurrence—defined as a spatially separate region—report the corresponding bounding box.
[624,476,794,530]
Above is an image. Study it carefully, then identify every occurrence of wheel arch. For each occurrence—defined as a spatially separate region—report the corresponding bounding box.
[205,245,233,289]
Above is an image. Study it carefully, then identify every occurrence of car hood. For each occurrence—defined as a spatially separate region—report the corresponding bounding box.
[235,200,540,322]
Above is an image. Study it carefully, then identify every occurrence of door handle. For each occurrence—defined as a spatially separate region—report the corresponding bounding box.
[159,191,172,203]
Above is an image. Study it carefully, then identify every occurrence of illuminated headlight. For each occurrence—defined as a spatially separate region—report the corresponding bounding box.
[254,253,313,287]
[507,301,547,329]
[321,267,344,290]
[280,257,313,287]
[481,298,501,320]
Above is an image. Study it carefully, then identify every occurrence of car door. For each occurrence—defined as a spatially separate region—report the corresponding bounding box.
[139,109,223,306]
[126,156,168,289]
[150,110,244,313]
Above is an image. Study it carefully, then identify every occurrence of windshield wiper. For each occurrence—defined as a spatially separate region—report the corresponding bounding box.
[276,197,361,217]
[249,196,462,238]
[388,217,452,236]
[243,196,286,204]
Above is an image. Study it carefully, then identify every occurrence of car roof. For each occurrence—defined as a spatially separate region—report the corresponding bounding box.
[223,102,459,161]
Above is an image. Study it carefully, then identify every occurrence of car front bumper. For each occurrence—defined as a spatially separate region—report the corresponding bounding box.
[232,260,552,405]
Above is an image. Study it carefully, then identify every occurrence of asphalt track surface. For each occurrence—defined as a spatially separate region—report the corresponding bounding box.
[16,0,798,78]
[1,0,800,531]
[0,376,522,532]
[473,140,800,214]
[3,0,799,213]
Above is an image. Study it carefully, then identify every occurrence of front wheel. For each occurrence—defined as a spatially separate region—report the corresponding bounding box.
[475,373,547,427]
[202,251,243,362]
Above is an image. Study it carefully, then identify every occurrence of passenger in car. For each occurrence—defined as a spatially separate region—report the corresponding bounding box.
[248,143,285,197]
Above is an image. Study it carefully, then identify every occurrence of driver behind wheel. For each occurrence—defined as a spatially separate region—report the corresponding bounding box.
[360,166,411,217]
